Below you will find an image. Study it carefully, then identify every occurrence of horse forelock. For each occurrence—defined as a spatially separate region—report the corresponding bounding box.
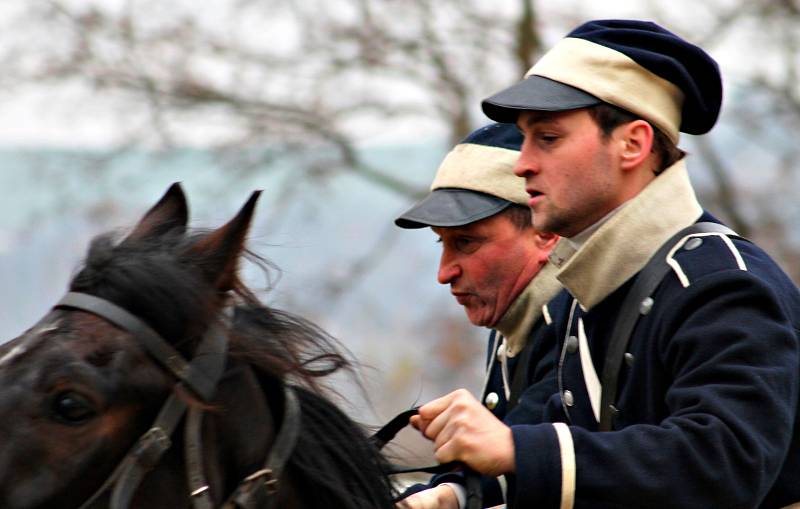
[68,227,354,394]
[69,231,221,354]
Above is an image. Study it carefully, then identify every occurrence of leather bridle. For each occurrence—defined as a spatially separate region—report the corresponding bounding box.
[53,292,301,509]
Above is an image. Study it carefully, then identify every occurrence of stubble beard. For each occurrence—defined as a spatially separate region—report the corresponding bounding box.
[532,203,582,238]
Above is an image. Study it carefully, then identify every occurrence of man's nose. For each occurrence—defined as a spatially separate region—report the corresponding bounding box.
[514,142,540,177]
[437,256,461,285]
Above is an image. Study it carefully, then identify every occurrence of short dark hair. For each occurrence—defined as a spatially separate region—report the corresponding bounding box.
[500,204,533,231]
[587,103,685,173]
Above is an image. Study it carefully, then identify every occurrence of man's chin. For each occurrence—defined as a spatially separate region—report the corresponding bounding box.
[465,310,493,328]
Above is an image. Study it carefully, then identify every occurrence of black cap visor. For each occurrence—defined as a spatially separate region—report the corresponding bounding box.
[482,75,602,123]
[395,189,513,229]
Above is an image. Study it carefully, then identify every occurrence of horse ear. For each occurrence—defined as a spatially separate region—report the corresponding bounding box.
[187,190,261,292]
[124,183,189,243]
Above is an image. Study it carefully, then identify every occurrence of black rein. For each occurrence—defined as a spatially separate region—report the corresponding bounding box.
[371,409,483,509]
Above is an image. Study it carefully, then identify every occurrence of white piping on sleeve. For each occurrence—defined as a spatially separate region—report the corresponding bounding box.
[553,422,576,509]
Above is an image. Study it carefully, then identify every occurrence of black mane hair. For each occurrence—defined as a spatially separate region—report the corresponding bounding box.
[68,226,397,509]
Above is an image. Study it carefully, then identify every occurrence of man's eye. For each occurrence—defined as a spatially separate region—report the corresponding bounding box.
[455,238,479,253]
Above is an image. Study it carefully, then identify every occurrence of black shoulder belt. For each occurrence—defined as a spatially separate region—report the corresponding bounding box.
[598,222,740,431]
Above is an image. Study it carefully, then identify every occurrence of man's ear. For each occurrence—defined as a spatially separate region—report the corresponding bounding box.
[618,120,654,171]
[534,230,560,251]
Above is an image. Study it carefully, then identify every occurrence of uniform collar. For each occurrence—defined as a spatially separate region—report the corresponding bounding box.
[567,201,627,250]
[549,160,702,311]
[495,257,562,356]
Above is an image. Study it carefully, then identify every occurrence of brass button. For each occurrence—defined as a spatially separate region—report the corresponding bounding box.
[484,392,500,410]
[565,335,578,354]
[563,390,575,407]
[684,237,703,251]
[624,352,635,367]
[639,297,654,315]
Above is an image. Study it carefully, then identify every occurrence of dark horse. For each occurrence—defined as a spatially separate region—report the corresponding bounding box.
[0,184,397,509]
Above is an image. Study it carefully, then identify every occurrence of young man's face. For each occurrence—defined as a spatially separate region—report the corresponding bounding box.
[514,109,622,238]
[432,212,550,327]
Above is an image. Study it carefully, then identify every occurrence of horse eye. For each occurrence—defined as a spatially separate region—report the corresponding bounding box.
[52,392,97,424]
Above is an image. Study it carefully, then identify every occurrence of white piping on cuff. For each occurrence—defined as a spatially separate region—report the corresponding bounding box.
[553,422,576,509]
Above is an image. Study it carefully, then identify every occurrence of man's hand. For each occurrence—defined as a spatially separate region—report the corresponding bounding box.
[396,484,459,509]
[410,389,516,476]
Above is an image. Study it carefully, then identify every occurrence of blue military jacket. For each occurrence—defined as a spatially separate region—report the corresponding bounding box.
[507,163,800,509]
[481,312,561,424]
[477,308,561,506]
[429,262,563,507]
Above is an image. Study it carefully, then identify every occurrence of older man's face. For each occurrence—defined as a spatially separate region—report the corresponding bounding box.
[433,212,551,327]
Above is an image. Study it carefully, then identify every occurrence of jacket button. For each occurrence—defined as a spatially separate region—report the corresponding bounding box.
[484,392,500,410]
[496,343,506,361]
[563,390,575,407]
[565,335,578,353]
[639,297,654,315]
[624,352,635,367]
[684,237,703,251]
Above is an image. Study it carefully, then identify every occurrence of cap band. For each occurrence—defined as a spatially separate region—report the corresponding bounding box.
[527,37,684,143]
[431,143,527,205]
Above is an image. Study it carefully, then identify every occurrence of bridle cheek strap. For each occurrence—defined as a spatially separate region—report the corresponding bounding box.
[57,292,229,509]
[222,384,302,509]
[58,291,302,509]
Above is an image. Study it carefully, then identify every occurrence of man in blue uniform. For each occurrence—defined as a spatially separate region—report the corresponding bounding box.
[396,122,561,508]
[410,19,800,509]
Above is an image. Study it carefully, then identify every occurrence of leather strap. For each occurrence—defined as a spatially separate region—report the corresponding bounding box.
[222,384,302,509]
[186,407,215,509]
[371,408,483,509]
[60,292,230,509]
[109,393,187,509]
[57,292,304,509]
[369,407,419,450]
[55,292,228,401]
[598,222,739,431]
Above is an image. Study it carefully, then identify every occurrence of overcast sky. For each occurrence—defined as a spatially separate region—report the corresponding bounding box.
[0,0,767,148]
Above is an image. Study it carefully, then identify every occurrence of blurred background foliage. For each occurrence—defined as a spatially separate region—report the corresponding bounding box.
[1,0,799,461]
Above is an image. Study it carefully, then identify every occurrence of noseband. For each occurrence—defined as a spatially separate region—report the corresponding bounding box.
[54,292,301,509]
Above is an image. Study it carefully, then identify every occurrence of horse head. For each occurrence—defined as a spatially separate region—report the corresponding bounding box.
[0,184,395,509]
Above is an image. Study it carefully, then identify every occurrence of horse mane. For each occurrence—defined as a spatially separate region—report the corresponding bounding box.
[68,227,397,509]
[230,303,397,509]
